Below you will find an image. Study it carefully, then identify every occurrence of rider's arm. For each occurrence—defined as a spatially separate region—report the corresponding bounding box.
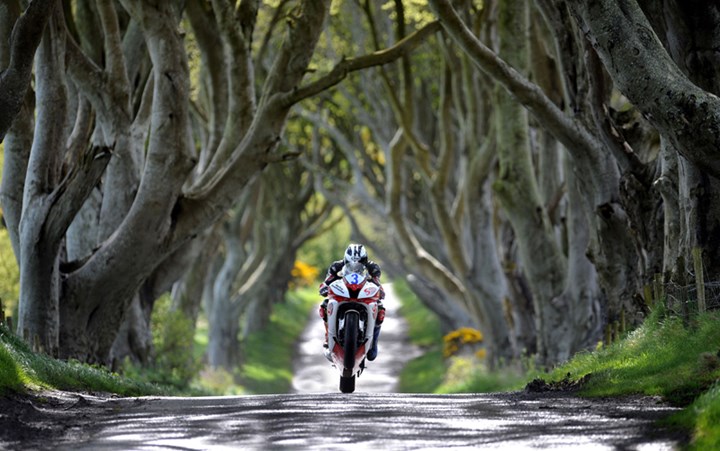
[365,260,382,282]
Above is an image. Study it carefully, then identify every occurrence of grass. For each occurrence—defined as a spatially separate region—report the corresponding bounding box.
[437,357,529,393]
[393,279,447,393]
[0,322,170,397]
[0,287,319,397]
[532,308,720,450]
[238,287,318,394]
[393,279,444,348]
[537,309,720,404]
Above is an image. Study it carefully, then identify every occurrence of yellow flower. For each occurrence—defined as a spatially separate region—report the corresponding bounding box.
[442,327,484,358]
[290,261,320,288]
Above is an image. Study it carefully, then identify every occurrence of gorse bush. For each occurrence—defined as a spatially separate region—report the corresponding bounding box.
[290,260,320,288]
[443,327,484,358]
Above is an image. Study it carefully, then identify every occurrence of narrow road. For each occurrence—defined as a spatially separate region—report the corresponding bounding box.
[291,283,422,393]
[0,285,685,449]
[3,391,682,449]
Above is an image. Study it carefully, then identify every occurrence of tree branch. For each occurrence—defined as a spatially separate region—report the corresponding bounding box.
[45,146,112,247]
[569,0,720,179]
[0,0,55,142]
[428,0,619,204]
[280,21,441,106]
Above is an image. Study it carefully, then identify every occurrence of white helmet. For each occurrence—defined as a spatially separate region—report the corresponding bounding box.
[344,243,367,265]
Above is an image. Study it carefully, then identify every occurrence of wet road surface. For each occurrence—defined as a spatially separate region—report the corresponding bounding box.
[1,284,684,449]
[22,391,681,450]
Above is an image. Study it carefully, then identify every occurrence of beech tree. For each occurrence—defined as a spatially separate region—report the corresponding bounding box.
[420,0,720,364]
[0,0,438,364]
[0,0,55,144]
[299,0,720,367]
[6,0,718,372]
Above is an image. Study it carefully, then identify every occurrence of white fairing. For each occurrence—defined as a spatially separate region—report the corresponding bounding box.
[329,280,349,298]
[358,282,379,299]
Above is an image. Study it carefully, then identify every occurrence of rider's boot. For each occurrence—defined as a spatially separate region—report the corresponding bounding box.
[367,325,381,361]
[367,302,385,361]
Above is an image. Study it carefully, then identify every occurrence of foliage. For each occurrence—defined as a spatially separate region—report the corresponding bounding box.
[380,0,436,26]
[438,356,527,393]
[443,327,484,358]
[195,367,245,396]
[537,310,720,404]
[678,383,720,450]
[394,278,443,347]
[122,294,203,391]
[397,349,446,393]
[238,287,318,394]
[0,323,168,396]
[0,229,19,319]
[296,215,351,279]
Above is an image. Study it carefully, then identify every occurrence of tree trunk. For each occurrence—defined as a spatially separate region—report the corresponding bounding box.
[493,0,570,366]
[206,295,240,369]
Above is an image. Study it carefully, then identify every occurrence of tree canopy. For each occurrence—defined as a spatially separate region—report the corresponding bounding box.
[2,0,720,370]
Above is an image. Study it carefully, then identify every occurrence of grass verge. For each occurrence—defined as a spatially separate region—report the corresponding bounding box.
[238,287,318,394]
[532,309,720,450]
[0,322,169,397]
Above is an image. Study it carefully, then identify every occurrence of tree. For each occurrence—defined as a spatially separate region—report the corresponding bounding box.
[0,0,438,364]
[0,0,55,144]
[423,0,720,365]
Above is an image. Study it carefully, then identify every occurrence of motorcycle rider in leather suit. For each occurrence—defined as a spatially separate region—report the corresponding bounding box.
[318,243,385,361]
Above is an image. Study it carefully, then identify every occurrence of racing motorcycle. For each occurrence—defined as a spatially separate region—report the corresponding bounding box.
[324,261,383,393]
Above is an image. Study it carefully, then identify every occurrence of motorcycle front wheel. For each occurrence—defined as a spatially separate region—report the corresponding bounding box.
[340,311,359,393]
[340,375,355,393]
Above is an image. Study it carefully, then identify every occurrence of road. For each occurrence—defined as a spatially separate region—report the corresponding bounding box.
[5,391,682,450]
[0,284,684,449]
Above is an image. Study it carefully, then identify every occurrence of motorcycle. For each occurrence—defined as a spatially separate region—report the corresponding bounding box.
[324,261,383,393]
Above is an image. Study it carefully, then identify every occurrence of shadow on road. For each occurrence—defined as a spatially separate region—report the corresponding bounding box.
[4,391,683,450]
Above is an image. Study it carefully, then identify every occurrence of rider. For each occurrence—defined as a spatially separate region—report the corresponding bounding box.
[318,243,386,361]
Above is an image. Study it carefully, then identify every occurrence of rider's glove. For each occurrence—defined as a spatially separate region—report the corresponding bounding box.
[319,285,329,297]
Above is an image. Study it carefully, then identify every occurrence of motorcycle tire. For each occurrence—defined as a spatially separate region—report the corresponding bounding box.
[340,311,359,393]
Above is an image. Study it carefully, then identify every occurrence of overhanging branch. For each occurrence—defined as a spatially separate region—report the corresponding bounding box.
[280,21,441,107]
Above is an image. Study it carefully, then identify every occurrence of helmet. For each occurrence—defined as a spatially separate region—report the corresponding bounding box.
[344,243,367,265]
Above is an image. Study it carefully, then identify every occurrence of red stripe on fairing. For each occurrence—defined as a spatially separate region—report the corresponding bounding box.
[333,342,343,357]
[334,298,377,305]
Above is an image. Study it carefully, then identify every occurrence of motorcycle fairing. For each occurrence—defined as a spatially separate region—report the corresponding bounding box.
[329,279,350,299]
[358,282,380,300]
